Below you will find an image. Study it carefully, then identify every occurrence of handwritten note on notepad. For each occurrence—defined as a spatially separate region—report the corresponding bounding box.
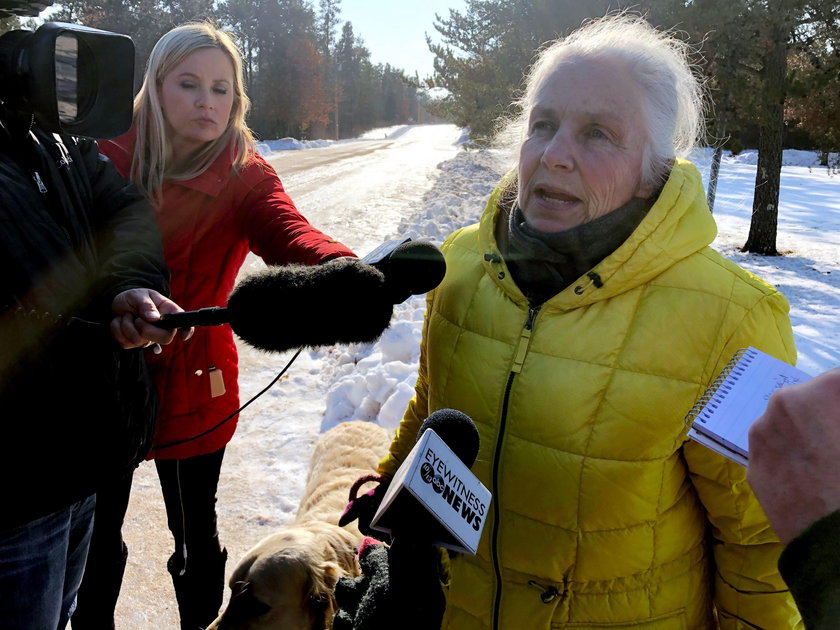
[685,347,812,466]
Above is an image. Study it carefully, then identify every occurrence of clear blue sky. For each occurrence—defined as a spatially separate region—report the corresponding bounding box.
[38,1,465,78]
[337,0,466,79]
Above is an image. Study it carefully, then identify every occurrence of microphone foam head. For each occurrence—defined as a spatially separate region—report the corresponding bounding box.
[387,241,446,296]
[227,259,394,352]
[418,408,479,468]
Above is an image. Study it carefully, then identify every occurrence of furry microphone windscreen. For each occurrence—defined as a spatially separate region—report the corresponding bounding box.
[226,258,394,353]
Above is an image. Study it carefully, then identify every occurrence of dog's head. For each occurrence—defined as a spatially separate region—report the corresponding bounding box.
[207,524,360,630]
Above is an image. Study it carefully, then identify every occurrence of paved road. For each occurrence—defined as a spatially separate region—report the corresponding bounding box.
[263,124,463,255]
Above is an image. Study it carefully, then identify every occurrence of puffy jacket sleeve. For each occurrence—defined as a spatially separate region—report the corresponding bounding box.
[236,156,356,265]
[79,136,170,305]
[683,291,803,629]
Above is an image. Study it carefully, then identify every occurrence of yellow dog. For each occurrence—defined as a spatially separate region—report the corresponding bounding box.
[208,420,391,630]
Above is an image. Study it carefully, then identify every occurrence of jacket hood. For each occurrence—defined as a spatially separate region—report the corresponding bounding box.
[478,158,717,310]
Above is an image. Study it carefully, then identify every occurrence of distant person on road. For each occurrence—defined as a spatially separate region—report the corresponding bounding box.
[341,13,801,629]
[74,21,356,630]
[749,367,840,629]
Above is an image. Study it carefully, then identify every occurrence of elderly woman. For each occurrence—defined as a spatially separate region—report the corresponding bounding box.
[368,14,802,630]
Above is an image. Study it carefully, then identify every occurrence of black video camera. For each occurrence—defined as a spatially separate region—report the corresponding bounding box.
[0,0,134,138]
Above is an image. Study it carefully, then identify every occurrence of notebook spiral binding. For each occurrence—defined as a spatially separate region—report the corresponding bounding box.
[683,347,758,430]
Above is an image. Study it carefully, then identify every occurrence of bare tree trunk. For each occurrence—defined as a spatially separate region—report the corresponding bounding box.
[334,82,340,140]
[707,145,723,213]
[742,20,788,255]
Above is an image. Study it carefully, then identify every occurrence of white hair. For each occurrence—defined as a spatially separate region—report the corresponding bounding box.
[497,13,707,191]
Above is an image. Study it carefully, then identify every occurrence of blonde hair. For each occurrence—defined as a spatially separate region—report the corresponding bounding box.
[131,21,255,203]
[497,13,706,191]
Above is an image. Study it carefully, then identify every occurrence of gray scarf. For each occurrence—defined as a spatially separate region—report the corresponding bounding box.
[504,197,652,304]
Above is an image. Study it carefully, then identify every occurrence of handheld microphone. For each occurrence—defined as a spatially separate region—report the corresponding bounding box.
[154,240,446,353]
[154,257,391,352]
[369,409,489,552]
[334,411,483,630]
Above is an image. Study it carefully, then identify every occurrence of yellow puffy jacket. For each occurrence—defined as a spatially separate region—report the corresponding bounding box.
[378,160,802,629]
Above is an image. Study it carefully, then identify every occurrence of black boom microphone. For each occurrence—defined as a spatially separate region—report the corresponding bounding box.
[361,238,447,303]
[155,239,446,353]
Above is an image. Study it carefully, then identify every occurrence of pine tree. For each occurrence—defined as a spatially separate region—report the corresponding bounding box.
[48,0,218,89]
[335,21,362,137]
[785,6,840,169]
[317,0,340,138]
[426,0,619,139]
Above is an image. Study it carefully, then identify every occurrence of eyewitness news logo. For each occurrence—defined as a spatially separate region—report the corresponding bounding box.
[419,449,486,532]
[371,428,491,554]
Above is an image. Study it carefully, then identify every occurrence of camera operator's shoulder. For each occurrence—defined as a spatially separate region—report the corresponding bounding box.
[32,128,101,176]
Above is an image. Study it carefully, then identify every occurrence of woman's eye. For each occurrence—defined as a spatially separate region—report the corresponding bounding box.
[180,81,196,89]
[213,87,228,95]
[588,127,608,140]
[531,120,556,134]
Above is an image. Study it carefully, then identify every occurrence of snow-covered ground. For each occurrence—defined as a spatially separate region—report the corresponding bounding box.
[108,125,840,627]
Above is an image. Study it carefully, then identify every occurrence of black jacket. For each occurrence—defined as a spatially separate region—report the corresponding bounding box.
[0,115,169,529]
[779,510,840,629]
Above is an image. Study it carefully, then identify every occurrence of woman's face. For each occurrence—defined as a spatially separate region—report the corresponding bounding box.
[158,46,235,160]
[517,56,653,233]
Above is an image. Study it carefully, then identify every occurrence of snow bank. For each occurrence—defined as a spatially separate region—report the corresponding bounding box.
[320,149,504,432]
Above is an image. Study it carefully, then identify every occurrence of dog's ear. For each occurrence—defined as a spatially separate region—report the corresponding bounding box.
[217,581,272,626]
[306,561,344,630]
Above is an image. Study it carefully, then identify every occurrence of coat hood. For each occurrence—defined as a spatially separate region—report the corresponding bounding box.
[478,159,717,310]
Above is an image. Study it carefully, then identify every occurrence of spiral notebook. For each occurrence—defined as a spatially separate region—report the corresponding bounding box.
[685,347,812,466]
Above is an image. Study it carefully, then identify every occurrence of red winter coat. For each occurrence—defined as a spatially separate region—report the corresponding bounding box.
[99,129,355,459]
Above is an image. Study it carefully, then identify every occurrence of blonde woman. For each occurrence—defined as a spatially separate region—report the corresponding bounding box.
[74,22,355,629]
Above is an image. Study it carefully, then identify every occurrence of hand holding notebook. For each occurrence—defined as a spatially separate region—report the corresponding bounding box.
[685,347,812,465]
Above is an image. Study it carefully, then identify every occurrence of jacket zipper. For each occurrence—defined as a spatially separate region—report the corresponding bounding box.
[491,304,540,629]
[33,171,47,193]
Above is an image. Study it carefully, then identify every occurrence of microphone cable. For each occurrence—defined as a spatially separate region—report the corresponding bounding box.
[4,304,304,450]
[7,304,310,450]
[153,347,303,451]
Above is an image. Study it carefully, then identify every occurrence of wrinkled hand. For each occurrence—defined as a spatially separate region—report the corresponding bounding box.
[333,537,445,630]
[110,288,192,350]
[748,367,840,543]
[338,474,391,539]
